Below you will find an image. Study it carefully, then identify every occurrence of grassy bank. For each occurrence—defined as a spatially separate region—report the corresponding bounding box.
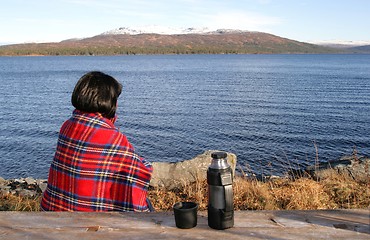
[1,169,368,211]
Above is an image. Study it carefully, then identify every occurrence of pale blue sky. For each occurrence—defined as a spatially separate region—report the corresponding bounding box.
[1,0,369,44]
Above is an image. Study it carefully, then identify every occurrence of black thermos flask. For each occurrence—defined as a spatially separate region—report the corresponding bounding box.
[207,151,234,229]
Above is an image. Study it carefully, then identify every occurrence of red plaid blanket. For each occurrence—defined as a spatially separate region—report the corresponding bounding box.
[41,110,152,212]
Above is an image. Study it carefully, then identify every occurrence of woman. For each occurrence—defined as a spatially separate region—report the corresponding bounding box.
[41,71,152,212]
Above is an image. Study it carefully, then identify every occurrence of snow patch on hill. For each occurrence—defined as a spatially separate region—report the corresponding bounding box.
[100,26,249,35]
[309,40,370,48]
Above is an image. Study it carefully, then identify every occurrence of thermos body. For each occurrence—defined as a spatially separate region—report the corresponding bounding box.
[208,185,226,209]
[207,152,234,230]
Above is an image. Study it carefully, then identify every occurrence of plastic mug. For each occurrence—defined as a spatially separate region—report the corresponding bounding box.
[173,202,198,229]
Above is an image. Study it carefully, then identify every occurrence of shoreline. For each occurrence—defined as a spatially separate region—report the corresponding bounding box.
[1,153,369,198]
[1,168,369,212]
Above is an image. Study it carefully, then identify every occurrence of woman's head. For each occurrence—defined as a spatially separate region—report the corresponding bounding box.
[72,71,122,119]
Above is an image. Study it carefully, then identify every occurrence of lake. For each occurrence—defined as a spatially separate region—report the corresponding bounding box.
[0,54,369,179]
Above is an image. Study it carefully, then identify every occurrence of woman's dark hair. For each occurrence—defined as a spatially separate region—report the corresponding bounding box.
[72,71,122,119]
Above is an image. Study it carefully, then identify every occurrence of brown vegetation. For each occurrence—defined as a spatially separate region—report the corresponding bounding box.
[0,194,41,211]
[2,170,367,211]
[149,170,369,211]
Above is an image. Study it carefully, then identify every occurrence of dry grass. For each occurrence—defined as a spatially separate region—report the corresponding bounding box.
[1,170,369,211]
[320,170,370,209]
[0,194,41,211]
[149,169,369,211]
[149,178,209,211]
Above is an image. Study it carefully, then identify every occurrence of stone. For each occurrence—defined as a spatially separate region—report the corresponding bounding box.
[150,150,237,190]
[0,178,42,197]
[35,179,47,186]
[38,182,48,193]
[0,185,11,195]
[17,189,36,197]
[0,177,6,184]
[25,177,36,185]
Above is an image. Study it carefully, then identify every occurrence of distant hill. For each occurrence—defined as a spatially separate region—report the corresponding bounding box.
[0,30,346,56]
[347,45,370,53]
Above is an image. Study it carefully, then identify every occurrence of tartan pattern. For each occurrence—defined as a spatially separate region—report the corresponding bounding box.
[41,110,152,212]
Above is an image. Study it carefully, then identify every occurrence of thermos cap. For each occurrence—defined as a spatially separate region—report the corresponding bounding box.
[211,151,227,159]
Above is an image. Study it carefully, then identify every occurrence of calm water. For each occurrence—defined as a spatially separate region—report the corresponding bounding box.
[0,54,369,179]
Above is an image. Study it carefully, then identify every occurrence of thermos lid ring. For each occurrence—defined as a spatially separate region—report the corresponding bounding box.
[211,151,227,159]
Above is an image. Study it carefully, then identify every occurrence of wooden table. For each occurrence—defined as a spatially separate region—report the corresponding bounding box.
[0,209,369,239]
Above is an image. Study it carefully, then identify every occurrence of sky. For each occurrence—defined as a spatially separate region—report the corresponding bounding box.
[1,0,369,44]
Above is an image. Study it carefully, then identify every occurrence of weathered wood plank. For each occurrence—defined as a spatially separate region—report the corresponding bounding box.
[0,210,369,240]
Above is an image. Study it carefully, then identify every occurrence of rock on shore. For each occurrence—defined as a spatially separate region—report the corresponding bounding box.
[0,177,47,197]
[304,155,369,181]
[150,150,237,190]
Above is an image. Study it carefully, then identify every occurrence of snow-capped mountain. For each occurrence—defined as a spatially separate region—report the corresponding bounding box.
[100,27,370,48]
[100,26,248,35]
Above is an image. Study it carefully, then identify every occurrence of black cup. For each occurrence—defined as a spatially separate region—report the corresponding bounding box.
[173,202,198,229]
